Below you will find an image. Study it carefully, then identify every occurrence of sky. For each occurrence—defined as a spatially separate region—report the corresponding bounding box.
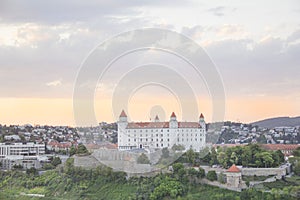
[0,0,299,126]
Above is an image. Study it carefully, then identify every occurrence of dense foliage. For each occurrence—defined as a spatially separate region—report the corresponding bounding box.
[0,156,297,200]
[290,147,300,176]
[201,144,284,168]
[69,144,89,156]
[137,153,150,164]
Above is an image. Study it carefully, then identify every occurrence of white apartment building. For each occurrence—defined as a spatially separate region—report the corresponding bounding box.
[0,142,46,169]
[117,110,206,152]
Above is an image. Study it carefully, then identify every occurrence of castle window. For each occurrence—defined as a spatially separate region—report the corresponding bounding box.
[146,138,148,141]
[161,144,163,147]
[161,130,163,132]
[156,144,158,147]
[128,139,130,142]
[134,139,136,142]
[140,139,142,142]
[167,139,169,142]
[146,130,148,132]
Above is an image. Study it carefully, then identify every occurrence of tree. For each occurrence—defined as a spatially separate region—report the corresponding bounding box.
[272,150,284,167]
[230,152,238,165]
[77,144,89,154]
[69,146,76,156]
[26,167,37,175]
[293,147,300,157]
[137,153,150,164]
[198,167,205,178]
[294,162,300,176]
[259,152,274,168]
[186,149,196,165]
[171,144,185,151]
[217,152,227,168]
[172,163,184,174]
[207,170,217,181]
[218,172,226,184]
[172,163,186,182]
[162,148,170,158]
[150,177,184,200]
[210,148,218,166]
[241,146,252,167]
[51,156,62,167]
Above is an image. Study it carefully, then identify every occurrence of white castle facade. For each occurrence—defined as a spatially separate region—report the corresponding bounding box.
[117,110,206,152]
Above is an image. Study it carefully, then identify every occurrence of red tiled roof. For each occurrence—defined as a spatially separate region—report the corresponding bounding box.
[227,164,240,173]
[120,110,127,117]
[213,144,247,148]
[126,121,201,129]
[260,144,300,151]
[127,122,169,129]
[171,112,176,118]
[178,122,200,128]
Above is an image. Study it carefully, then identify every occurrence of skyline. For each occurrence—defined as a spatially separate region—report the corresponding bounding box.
[0,0,300,126]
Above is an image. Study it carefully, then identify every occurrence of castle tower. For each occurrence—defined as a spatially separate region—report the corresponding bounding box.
[154,115,160,122]
[225,164,242,188]
[199,113,206,130]
[169,112,178,128]
[117,110,128,150]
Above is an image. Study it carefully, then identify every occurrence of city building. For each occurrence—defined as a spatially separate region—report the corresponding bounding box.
[0,142,46,169]
[117,110,206,152]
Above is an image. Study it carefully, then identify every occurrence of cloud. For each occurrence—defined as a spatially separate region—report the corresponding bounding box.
[215,24,247,38]
[206,5,237,17]
[0,0,192,24]
[181,25,204,40]
[46,80,62,87]
[207,6,226,16]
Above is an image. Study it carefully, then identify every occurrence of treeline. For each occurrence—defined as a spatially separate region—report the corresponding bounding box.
[0,157,297,200]
[177,144,284,168]
[290,147,300,175]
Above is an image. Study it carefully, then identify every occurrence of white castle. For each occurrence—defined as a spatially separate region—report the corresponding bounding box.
[117,110,206,152]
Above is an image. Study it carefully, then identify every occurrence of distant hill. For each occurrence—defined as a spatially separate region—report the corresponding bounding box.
[252,116,300,129]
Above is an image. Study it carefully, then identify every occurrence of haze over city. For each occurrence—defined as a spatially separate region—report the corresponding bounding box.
[0,0,299,126]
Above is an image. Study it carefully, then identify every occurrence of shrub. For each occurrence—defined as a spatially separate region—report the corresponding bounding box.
[207,170,217,181]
